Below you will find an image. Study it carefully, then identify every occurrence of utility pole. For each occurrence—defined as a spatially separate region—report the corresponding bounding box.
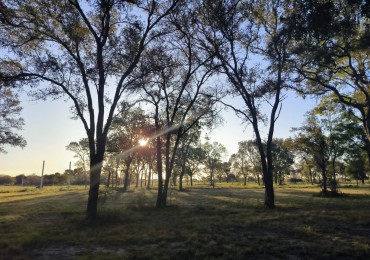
[68,161,71,190]
[40,160,45,189]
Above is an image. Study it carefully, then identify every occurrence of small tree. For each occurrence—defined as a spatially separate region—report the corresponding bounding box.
[292,113,331,194]
[66,138,89,188]
[270,139,294,185]
[203,141,227,187]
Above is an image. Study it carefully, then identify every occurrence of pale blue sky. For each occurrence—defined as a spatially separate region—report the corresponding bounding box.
[0,90,317,176]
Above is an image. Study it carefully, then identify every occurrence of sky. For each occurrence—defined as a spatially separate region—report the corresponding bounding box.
[0,90,317,176]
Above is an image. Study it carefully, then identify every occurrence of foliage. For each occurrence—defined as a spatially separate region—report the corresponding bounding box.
[0,174,14,185]
[0,87,26,153]
[230,140,262,185]
[292,113,331,193]
[203,141,227,187]
[133,2,221,207]
[269,138,294,185]
[288,0,370,140]
[66,138,90,187]
[0,0,180,219]
[195,0,298,208]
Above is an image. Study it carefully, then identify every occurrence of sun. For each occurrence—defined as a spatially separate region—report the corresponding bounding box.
[138,138,148,147]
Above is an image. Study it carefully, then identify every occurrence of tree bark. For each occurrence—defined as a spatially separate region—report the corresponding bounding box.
[86,151,104,220]
[106,170,111,188]
[147,164,152,189]
[322,167,327,194]
[155,136,163,208]
[123,156,132,192]
[264,166,275,208]
[179,173,184,191]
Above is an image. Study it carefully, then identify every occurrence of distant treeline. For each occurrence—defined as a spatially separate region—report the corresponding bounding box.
[0,170,87,186]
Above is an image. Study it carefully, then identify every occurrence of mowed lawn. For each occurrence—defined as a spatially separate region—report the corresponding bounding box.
[0,183,369,259]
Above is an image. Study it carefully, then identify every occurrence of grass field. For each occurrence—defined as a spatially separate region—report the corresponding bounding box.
[0,183,369,259]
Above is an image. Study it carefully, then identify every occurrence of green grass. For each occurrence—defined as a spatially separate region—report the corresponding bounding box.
[0,183,369,259]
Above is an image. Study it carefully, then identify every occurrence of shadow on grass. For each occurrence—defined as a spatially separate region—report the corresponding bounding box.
[0,185,369,259]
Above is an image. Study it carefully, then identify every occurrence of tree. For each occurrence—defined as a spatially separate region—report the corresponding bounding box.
[0,86,26,153]
[345,147,368,185]
[230,141,252,185]
[107,105,152,191]
[0,174,14,185]
[182,142,206,187]
[197,0,295,208]
[289,1,370,142]
[234,140,263,185]
[66,138,89,188]
[312,96,360,191]
[0,0,179,219]
[292,113,330,193]
[15,174,25,186]
[270,138,294,185]
[222,161,232,183]
[136,3,220,207]
[203,141,227,187]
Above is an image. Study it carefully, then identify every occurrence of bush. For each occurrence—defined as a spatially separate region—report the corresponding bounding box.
[288,178,304,183]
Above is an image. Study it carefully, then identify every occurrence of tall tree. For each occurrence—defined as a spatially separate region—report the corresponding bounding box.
[136,3,219,207]
[289,1,370,141]
[197,0,294,208]
[0,0,179,219]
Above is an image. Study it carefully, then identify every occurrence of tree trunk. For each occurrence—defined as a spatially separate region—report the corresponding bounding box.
[264,164,275,208]
[84,166,88,189]
[210,168,214,187]
[106,170,111,188]
[322,167,327,194]
[140,168,144,188]
[156,136,163,208]
[144,168,147,188]
[161,174,171,207]
[331,158,337,192]
[114,163,119,187]
[136,172,139,188]
[244,176,247,185]
[253,121,274,209]
[179,173,184,191]
[123,156,132,192]
[156,132,181,208]
[86,152,104,220]
[190,175,193,186]
[147,164,152,189]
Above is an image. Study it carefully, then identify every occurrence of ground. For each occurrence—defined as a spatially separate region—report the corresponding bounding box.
[0,183,369,259]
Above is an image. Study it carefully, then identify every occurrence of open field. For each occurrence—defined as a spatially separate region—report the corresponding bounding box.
[0,183,369,259]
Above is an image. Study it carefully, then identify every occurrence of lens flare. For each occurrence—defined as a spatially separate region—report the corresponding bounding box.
[139,138,148,146]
